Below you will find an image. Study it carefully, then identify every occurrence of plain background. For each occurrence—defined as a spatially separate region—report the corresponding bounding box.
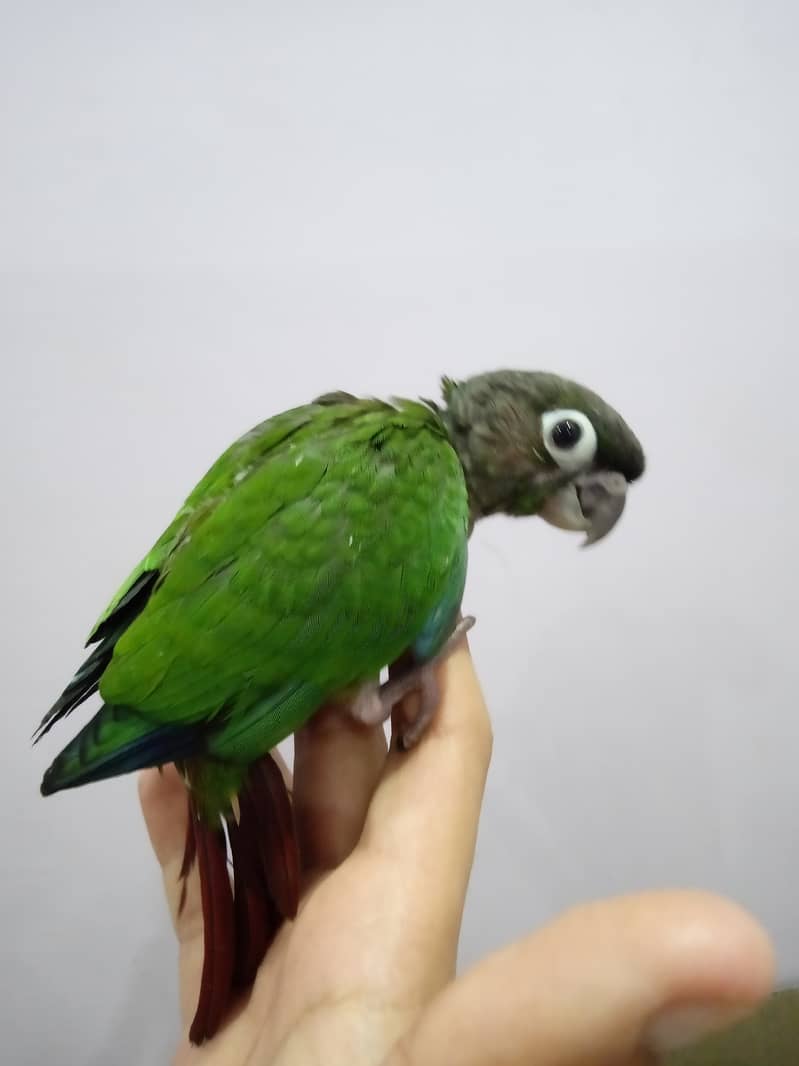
[3,2,798,1062]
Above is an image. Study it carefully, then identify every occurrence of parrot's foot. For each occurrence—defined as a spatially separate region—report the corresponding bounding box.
[348,615,475,749]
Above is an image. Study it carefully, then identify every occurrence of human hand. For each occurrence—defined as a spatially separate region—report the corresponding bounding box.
[140,646,774,1065]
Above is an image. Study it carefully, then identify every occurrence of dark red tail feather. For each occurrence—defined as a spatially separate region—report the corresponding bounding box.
[228,817,280,989]
[189,804,235,1044]
[243,758,300,920]
[181,753,300,1045]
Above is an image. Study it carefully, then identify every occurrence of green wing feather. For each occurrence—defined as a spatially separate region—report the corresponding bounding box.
[71,397,467,765]
[88,405,320,641]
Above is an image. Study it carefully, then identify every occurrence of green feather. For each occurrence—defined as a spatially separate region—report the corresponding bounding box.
[43,397,469,809]
[41,370,645,818]
[87,405,320,641]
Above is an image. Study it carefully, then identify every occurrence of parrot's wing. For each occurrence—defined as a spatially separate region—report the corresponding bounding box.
[88,404,324,643]
[99,399,469,749]
[33,403,331,741]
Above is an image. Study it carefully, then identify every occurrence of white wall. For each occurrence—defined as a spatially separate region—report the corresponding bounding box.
[3,3,798,1062]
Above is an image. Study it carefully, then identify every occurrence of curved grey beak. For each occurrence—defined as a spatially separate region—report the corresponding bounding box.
[574,471,628,546]
[539,470,628,546]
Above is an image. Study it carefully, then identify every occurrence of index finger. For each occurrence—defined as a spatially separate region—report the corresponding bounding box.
[358,643,493,974]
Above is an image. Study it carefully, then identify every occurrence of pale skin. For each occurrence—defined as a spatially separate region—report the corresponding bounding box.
[140,644,775,1066]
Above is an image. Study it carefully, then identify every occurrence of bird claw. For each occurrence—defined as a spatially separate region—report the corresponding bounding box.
[346,615,476,747]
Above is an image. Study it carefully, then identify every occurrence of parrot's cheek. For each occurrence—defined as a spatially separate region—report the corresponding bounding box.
[539,485,591,533]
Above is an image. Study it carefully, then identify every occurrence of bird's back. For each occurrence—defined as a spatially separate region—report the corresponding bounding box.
[96,397,470,755]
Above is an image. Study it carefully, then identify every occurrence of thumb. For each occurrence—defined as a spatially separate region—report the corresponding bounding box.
[386,891,774,1066]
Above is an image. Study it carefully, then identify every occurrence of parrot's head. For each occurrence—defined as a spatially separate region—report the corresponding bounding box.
[440,370,645,545]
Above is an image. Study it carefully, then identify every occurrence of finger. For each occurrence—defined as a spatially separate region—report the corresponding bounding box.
[386,890,775,1066]
[139,765,205,1028]
[139,765,199,935]
[293,703,388,874]
[358,643,492,980]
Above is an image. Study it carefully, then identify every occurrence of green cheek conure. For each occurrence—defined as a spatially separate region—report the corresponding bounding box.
[35,369,645,1042]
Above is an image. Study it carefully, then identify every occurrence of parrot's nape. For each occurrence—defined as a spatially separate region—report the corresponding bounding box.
[35,369,644,1043]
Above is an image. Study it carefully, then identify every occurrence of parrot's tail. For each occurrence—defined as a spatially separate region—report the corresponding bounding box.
[39,703,200,795]
[183,755,300,1045]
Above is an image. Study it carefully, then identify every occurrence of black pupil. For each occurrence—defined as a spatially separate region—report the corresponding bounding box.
[551,419,582,449]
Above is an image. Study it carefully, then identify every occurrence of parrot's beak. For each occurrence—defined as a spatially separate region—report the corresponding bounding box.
[539,470,628,546]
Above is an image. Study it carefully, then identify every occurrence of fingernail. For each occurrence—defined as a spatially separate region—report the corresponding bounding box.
[644,1003,755,1055]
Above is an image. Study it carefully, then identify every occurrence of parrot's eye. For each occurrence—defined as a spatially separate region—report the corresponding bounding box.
[551,419,581,448]
[541,409,597,472]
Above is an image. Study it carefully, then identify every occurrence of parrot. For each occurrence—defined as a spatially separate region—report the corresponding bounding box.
[35,369,645,1043]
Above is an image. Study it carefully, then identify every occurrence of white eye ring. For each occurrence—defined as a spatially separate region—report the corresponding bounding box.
[541,409,598,472]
